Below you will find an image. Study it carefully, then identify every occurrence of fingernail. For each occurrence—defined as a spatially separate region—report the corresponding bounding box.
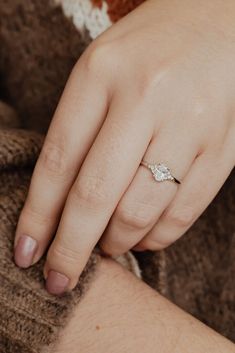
[14,235,38,268]
[46,270,69,295]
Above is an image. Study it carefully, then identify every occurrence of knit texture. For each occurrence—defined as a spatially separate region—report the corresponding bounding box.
[135,168,235,340]
[92,0,146,22]
[0,0,234,351]
[0,120,100,353]
[0,0,91,133]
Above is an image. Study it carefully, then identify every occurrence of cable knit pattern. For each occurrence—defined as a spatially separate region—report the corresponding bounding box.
[92,0,146,22]
[54,0,112,39]
[53,0,146,39]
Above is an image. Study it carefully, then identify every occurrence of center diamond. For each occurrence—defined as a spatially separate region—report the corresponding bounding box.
[150,163,171,182]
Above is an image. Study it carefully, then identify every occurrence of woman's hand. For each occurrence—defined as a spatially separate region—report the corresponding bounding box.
[14,0,235,294]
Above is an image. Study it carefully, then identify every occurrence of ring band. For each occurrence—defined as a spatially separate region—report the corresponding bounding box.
[140,160,181,184]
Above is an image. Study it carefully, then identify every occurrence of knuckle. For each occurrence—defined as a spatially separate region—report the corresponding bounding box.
[116,204,154,230]
[84,41,118,75]
[72,174,107,207]
[165,206,195,228]
[39,140,67,178]
[136,61,171,99]
[48,243,79,267]
[20,203,55,227]
[85,42,112,73]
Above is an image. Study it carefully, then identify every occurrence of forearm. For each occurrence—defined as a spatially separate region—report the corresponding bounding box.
[53,257,235,353]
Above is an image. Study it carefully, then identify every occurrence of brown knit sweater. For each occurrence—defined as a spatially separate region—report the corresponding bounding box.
[0,123,100,352]
[0,0,235,352]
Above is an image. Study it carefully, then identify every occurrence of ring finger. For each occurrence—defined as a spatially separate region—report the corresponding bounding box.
[135,137,235,251]
[99,129,199,256]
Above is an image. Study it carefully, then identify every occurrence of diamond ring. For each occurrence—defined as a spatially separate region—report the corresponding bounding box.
[140,160,181,184]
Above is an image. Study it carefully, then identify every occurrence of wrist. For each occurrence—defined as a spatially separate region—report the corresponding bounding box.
[51,256,235,353]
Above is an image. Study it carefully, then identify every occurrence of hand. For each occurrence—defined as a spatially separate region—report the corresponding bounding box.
[14,0,235,294]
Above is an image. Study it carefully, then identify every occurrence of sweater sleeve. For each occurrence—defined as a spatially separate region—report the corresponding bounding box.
[0,128,100,353]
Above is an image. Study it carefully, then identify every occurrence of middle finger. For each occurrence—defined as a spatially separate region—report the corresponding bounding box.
[44,101,153,293]
[99,130,199,256]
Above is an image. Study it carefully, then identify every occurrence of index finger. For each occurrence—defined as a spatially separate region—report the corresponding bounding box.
[14,56,108,268]
[44,101,152,294]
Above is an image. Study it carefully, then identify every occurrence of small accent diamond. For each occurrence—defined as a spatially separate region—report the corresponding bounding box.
[141,160,180,184]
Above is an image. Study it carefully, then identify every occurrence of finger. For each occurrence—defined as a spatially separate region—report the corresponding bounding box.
[135,138,235,251]
[44,101,153,294]
[14,56,109,269]
[99,129,198,256]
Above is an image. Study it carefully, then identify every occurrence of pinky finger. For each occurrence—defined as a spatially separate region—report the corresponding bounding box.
[134,139,235,251]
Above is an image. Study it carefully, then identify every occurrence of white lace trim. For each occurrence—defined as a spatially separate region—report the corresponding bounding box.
[53,0,112,39]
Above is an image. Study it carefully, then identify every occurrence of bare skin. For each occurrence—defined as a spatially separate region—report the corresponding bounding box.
[51,258,235,353]
[14,0,235,294]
